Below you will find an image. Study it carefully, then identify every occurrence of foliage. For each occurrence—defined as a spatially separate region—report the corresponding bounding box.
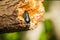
[44,0,50,12]
[39,19,56,40]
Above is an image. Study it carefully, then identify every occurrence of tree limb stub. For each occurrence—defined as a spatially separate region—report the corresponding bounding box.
[0,0,29,33]
[0,0,45,33]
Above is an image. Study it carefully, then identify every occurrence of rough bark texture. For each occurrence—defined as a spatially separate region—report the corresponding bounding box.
[0,0,29,33]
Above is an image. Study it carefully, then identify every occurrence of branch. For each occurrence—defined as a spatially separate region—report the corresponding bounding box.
[0,0,29,33]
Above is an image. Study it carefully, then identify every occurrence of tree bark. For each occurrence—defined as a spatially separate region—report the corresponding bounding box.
[0,0,29,33]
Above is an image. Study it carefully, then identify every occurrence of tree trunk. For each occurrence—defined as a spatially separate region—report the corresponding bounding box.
[0,0,28,33]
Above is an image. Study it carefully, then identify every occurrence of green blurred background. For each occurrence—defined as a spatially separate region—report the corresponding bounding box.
[0,0,60,40]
